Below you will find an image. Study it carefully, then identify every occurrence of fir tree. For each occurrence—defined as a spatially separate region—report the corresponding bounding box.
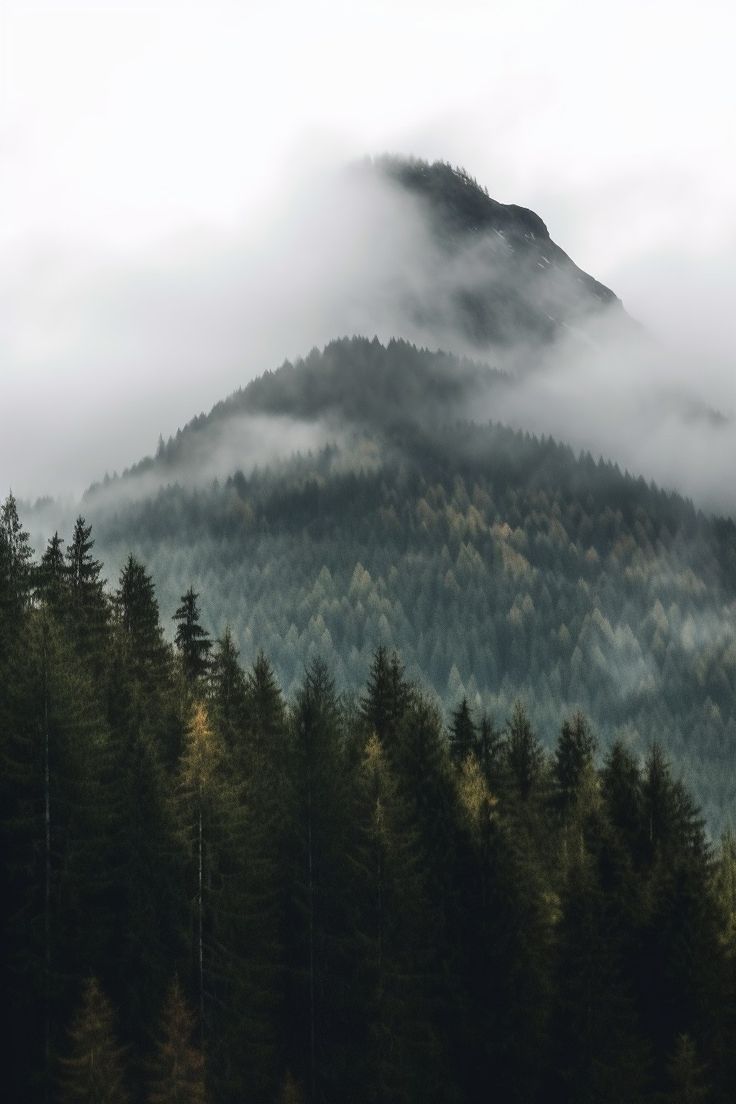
[360,645,412,751]
[208,628,248,753]
[148,979,206,1104]
[554,712,597,816]
[173,588,212,685]
[449,696,476,764]
[504,700,545,802]
[37,532,67,616]
[65,517,108,657]
[0,491,34,624]
[59,977,129,1104]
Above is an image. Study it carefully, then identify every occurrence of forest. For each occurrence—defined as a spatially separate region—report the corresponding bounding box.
[69,338,736,831]
[4,492,736,1103]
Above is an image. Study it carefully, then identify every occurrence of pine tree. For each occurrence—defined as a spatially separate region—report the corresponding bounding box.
[286,658,358,1101]
[504,700,545,802]
[554,712,597,816]
[355,733,440,1103]
[477,712,503,787]
[244,650,287,760]
[37,532,67,617]
[148,979,206,1104]
[0,491,34,626]
[208,628,248,753]
[449,696,476,764]
[65,516,108,657]
[115,555,166,675]
[173,589,212,685]
[177,702,227,1041]
[59,977,129,1104]
[360,645,412,751]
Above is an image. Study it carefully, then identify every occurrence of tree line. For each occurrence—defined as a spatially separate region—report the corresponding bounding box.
[3,493,736,1103]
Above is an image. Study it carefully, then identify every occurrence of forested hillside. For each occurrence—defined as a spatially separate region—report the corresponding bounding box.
[64,337,736,830]
[3,494,736,1103]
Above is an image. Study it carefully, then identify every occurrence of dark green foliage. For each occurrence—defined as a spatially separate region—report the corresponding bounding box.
[449,696,476,763]
[0,492,34,622]
[504,700,546,802]
[37,532,67,616]
[360,646,413,752]
[554,712,597,813]
[65,516,108,659]
[79,336,736,831]
[173,588,212,685]
[3,500,736,1103]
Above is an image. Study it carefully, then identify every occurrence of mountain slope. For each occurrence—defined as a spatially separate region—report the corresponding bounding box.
[374,157,624,347]
[69,337,736,831]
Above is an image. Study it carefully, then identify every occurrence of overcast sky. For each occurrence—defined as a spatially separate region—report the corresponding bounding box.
[2,0,735,498]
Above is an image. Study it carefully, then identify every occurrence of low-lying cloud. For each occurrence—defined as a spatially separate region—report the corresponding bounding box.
[5,156,736,520]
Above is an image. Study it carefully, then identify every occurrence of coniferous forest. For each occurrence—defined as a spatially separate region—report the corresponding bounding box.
[4,493,736,1104]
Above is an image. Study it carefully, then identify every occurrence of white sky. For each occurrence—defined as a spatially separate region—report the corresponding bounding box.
[2,0,736,497]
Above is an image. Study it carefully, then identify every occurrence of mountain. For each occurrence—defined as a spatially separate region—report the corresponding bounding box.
[64,332,736,832]
[373,157,625,348]
[20,160,736,829]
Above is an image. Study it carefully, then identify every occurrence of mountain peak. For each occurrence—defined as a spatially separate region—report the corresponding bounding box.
[368,155,621,338]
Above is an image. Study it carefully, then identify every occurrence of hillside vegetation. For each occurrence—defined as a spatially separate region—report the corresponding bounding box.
[3,497,736,1102]
[78,338,736,830]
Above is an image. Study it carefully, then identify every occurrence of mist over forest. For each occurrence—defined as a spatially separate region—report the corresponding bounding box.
[6,146,736,1104]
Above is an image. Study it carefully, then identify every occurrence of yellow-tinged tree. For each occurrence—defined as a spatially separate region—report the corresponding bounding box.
[60,977,129,1104]
[177,702,226,1038]
[148,979,206,1104]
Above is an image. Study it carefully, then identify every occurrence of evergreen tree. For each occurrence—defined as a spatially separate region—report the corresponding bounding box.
[360,646,412,750]
[354,734,439,1103]
[65,517,108,657]
[115,555,166,677]
[59,977,129,1104]
[504,700,545,802]
[173,589,212,685]
[208,628,247,752]
[148,979,206,1104]
[554,712,597,815]
[0,491,34,625]
[285,658,358,1102]
[176,702,226,1040]
[37,532,67,617]
[449,696,476,764]
[476,712,503,788]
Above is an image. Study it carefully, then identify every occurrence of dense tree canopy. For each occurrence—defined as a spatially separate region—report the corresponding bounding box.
[3,497,736,1102]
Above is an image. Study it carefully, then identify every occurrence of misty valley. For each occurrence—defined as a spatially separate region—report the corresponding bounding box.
[5,160,736,1103]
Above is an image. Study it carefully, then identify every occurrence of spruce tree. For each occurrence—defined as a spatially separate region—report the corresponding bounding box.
[115,555,166,675]
[360,645,412,751]
[208,628,248,753]
[148,979,206,1104]
[177,702,227,1042]
[65,516,108,657]
[449,696,476,764]
[59,977,129,1104]
[504,700,545,802]
[173,589,212,685]
[286,658,358,1101]
[0,491,34,626]
[37,532,67,617]
[554,712,596,814]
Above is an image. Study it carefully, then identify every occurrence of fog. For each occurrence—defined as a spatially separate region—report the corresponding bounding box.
[3,0,736,511]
